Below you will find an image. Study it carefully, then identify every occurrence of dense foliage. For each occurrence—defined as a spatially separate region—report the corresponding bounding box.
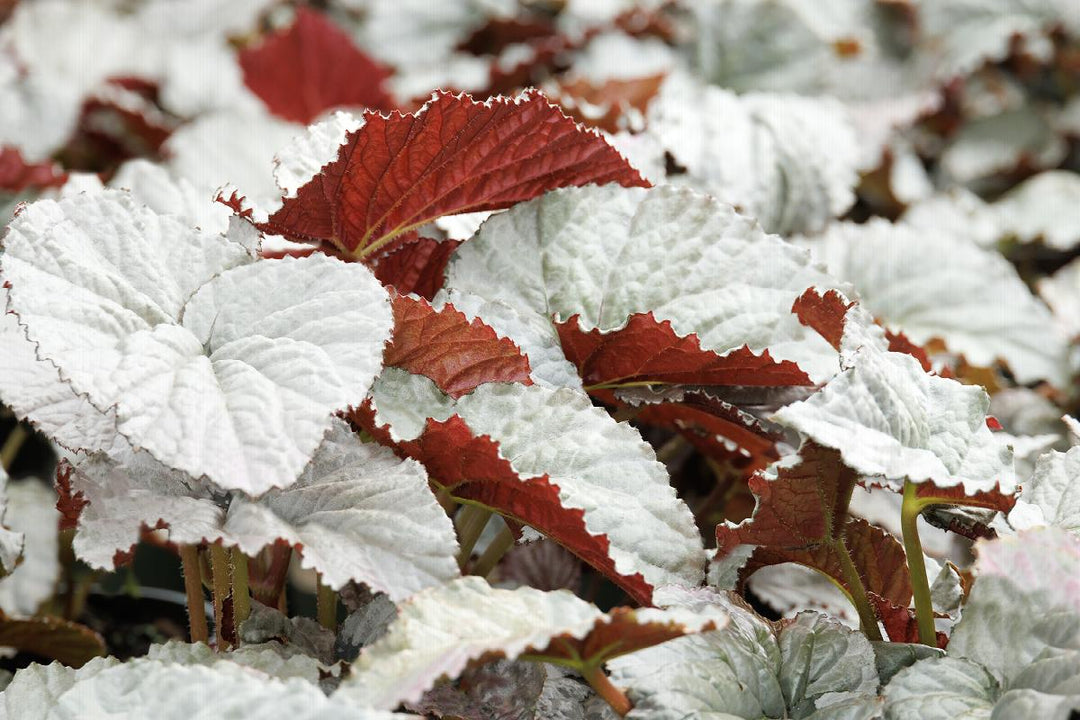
[2,1,1080,718]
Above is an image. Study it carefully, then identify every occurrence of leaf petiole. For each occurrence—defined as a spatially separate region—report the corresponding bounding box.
[901,480,938,646]
[180,544,209,645]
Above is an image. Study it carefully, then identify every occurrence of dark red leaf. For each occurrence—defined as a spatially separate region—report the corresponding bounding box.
[54,461,86,532]
[0,146,68,193]
[791,288,853,352]
[556,74,666,133]
[239,7,394,124]
[262,90,648,259]
[557,312,813,390]
[0,614,105,667]
[385,295,532,398]
[372,234,462,299]
[868,593,949,648]
[352,405,653,605]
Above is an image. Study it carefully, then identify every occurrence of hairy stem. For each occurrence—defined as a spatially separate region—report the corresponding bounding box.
[901,481,937,646]
[454,504,492,568]
[581,664,631,716]
[210,543,233,650]
[231,547,251,632]
[180,545,209,644]
[0,424,29,473]
[834,537,883,642]
[472,524,515,578]
[317,575,338,631]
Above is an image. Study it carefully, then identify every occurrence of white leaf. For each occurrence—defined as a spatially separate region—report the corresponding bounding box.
[901,189,1004,249]
[1009,446,1080,535]
[1,656,413,720]
[2,190,394,493]
[72,421,459,599]
[993,171,1080,251]
[802,218,1068,386]
[0,480,61,616]
[938,107,1066,185]
[641,72,859,235]
[339,576,719,710]
[145,640,333,685]
[225,421,459,600]
[0,468,22,577]
[370,370,706,591]
[109,159,232,235]
[882,656,997,720]
[444,183,841,383]
[1039,257,1080,341]
[773,304,1015,495]
[949,527,1080,682]
[274,112,364,200]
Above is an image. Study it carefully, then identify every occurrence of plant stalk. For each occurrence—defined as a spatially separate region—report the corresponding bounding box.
[210,543,233,649]
[834,537,883,642]
[581,664,631,716]
[317,575,338,631]
[454,504,492,568]
[472,524,515,578]
[231,547,251,632]
[901,480,937,646]
[180,545,209,644]
[0,424,29,473]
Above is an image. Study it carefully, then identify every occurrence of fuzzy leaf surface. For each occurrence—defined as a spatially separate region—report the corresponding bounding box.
[444,184,840,383]
[1,191,394,493]
[363,370,706,602]
[0,470,21,577]
[239,7,393,124]
[1010,446,1080,534]
[263,90,647,258]
[0,481,61,616]
[338,576,723,710]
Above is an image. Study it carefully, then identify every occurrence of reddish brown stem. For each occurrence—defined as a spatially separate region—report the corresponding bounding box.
[581,665,631,716]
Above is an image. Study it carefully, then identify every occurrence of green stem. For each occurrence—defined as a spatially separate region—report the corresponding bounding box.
[581,664,631,716]
[317,575,338,631]
[231,547,251,633]
[0,424,29,473]
[210,544,232,650]
[454,504,492,568]
[834,537,883,642]
[901,481,937,646]
[180,545,209,644]
[472,525,515,578]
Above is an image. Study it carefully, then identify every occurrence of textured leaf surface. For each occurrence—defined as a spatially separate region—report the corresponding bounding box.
[0,469,21,577]
[70,421,458,600]
[556,312,812,390]
[339,576,722,710]
[384,295,531,398]
[882,657,997,720]
[372,236,461,299]
[801,219,1068,385]
[773,304,1015,496]
[948,528,1080,682]
[1010,446,1080,534]
[240,7,393,124]
[1,191,394,493]
[444,184,840,383]
[1,656,412,720]
[636,71,859,235]
[363,370,706,602]
[608,587,879,720]
[0,616,104,667]
[263,90,647,258]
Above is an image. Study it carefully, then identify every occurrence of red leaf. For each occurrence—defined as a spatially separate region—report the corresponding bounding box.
[54,461,87,532]
[263,90,648,259]
[557,312,813,390]
[556,74,666,134]
[791,288,853,352]
[239,7,394,124]
[352,405,653,605]
[385,295,532,398]
[868,593,949,648]
[985,416,1003,431]
[372,235,462,299]
[0,615,105,667]
[0,146,68,193]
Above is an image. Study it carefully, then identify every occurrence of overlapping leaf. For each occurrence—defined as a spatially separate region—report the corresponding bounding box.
[0,615,104,668]
[1009,445,1080,534]
[262,89,647,259]
[0,480,61,616]
[1,190,394,494]
[0,468,22,577]
[337,576,725,710]
[359,369,706,603]
[444,184,841,385]
[801,219,1068,385]
[239,7,394,124]
[68,420,459,601]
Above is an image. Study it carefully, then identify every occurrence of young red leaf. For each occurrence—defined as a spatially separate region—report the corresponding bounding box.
[239,7,394,125]
[0,146,67,193]
[263,90,648,259]
[868,592,949,648]
[354,406,653,604]
[791,288,852,352]
[371,235,462,299]
[556,312,813,390]
[384,295,532,398]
